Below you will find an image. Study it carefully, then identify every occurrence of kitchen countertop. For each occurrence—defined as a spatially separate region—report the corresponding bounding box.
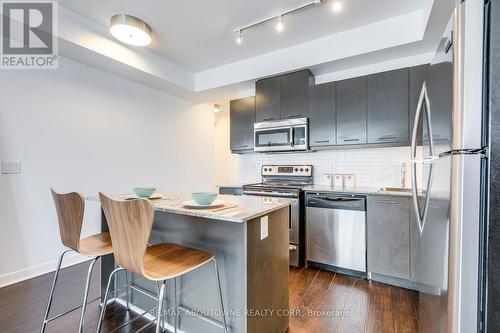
[86,193,293,223]
[304,185,413,197]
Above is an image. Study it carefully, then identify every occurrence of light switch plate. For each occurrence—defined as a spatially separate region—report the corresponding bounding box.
[260,216,269,240]
[1,160,21,174]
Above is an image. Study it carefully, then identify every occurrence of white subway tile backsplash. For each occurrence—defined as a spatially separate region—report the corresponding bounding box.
[237,146,412,187]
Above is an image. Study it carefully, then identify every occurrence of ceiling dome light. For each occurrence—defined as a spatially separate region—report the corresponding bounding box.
[276,16,284,32]
[331,1,343,13]
[110,14,152,46]
[236,30,243,44]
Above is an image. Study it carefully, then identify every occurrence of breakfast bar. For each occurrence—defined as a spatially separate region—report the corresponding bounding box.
[91,194,292,333]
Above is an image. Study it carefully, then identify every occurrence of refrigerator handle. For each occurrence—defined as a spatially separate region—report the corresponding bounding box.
[411,161,434,235]
[411,82,436,159]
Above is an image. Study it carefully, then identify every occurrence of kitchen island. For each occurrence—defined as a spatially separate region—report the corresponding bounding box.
[89,194,292,333]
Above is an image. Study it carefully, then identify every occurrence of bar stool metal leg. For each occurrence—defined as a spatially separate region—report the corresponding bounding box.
[212,258,228,333]
[40,249,71,333]
[156,280,167,333]
[174,277,179,333]
[96,267,125,333]
[78,256,99,333]
[125,270,130,310]
[155,281,163,329]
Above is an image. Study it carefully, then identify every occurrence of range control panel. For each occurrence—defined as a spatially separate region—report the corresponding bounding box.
[261,165,313,177]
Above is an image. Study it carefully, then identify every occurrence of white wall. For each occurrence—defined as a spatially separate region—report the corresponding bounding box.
[0,57,215,286]
[213,101,240,186]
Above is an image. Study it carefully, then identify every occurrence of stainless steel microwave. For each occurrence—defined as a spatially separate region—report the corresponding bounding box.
[254,118,308,152]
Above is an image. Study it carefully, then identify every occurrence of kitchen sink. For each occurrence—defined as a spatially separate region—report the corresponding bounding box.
[378,187,413,193]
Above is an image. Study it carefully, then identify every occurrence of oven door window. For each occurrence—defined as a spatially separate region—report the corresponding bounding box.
[255,128,291,147]
[293,126,306,146]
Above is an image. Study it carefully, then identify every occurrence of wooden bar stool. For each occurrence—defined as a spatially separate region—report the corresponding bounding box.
[40,189,114,333]
[97,193,229,333]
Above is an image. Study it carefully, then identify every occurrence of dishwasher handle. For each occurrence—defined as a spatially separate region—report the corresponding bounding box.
[306,195,366,211]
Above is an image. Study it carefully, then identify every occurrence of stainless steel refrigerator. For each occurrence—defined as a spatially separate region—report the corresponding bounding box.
[410,1,486,332]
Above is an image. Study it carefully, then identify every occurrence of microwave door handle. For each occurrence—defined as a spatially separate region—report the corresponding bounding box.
[290,127,294,147]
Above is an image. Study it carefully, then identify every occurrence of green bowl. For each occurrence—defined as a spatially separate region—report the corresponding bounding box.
[192,192,218,205]
[133,187,156,198]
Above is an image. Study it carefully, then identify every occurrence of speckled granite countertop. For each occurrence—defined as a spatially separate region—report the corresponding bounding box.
[86,193,293,223]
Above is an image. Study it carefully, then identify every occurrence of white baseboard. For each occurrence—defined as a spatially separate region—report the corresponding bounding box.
[0,252,90,288]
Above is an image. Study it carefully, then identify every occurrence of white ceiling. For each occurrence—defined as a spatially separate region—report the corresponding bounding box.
[56,0,424,72]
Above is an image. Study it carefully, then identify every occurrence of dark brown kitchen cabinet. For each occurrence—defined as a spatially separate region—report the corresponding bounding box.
[336,76,367,145]
[280,70,314,119]
[230,97,255,152]
[367,196,410,280]
[309,82,335,147]
[255,77,280,122]
[367,68,410,144]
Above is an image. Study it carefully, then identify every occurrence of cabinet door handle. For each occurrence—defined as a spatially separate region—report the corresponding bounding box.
[262,117,275,121]
[376,200,399,205]
[343,138,360,142]
[378,135,397,140]
[288,114,302,118]
[315,140,330,144]
[237,144,249,148]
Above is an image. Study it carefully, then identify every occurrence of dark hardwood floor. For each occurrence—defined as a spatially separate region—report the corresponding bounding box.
[289,267,419,333]
[0,262,418,333]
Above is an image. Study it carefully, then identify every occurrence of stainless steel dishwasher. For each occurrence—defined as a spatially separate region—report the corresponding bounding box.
[306,193,366,277]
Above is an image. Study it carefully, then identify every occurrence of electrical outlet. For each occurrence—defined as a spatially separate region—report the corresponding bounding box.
[1,160,21,174]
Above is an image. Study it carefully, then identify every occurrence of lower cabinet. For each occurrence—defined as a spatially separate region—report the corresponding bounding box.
[367,196,410,280]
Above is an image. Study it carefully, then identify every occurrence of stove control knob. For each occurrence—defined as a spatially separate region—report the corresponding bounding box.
[305,168,309,172]
[268,168,272,172]
[300,168,304,172]
[264,168,267,172]
[294,168,298,172]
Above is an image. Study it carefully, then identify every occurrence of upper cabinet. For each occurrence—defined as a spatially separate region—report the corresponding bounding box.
[336,76,367,145]
[256,76,281,122]
[280,70,314,119]
[230,97,255,153]
[367,68,410,144]
[256,70,313,122]
[309,82,335,147]
[231,65,429,154]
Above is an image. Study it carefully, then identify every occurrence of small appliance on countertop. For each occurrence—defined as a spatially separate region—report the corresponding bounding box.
[243,164,313,267]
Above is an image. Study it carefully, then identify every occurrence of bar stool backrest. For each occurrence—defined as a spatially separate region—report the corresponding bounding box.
[51,189,85,252]
[99,193,154,276]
